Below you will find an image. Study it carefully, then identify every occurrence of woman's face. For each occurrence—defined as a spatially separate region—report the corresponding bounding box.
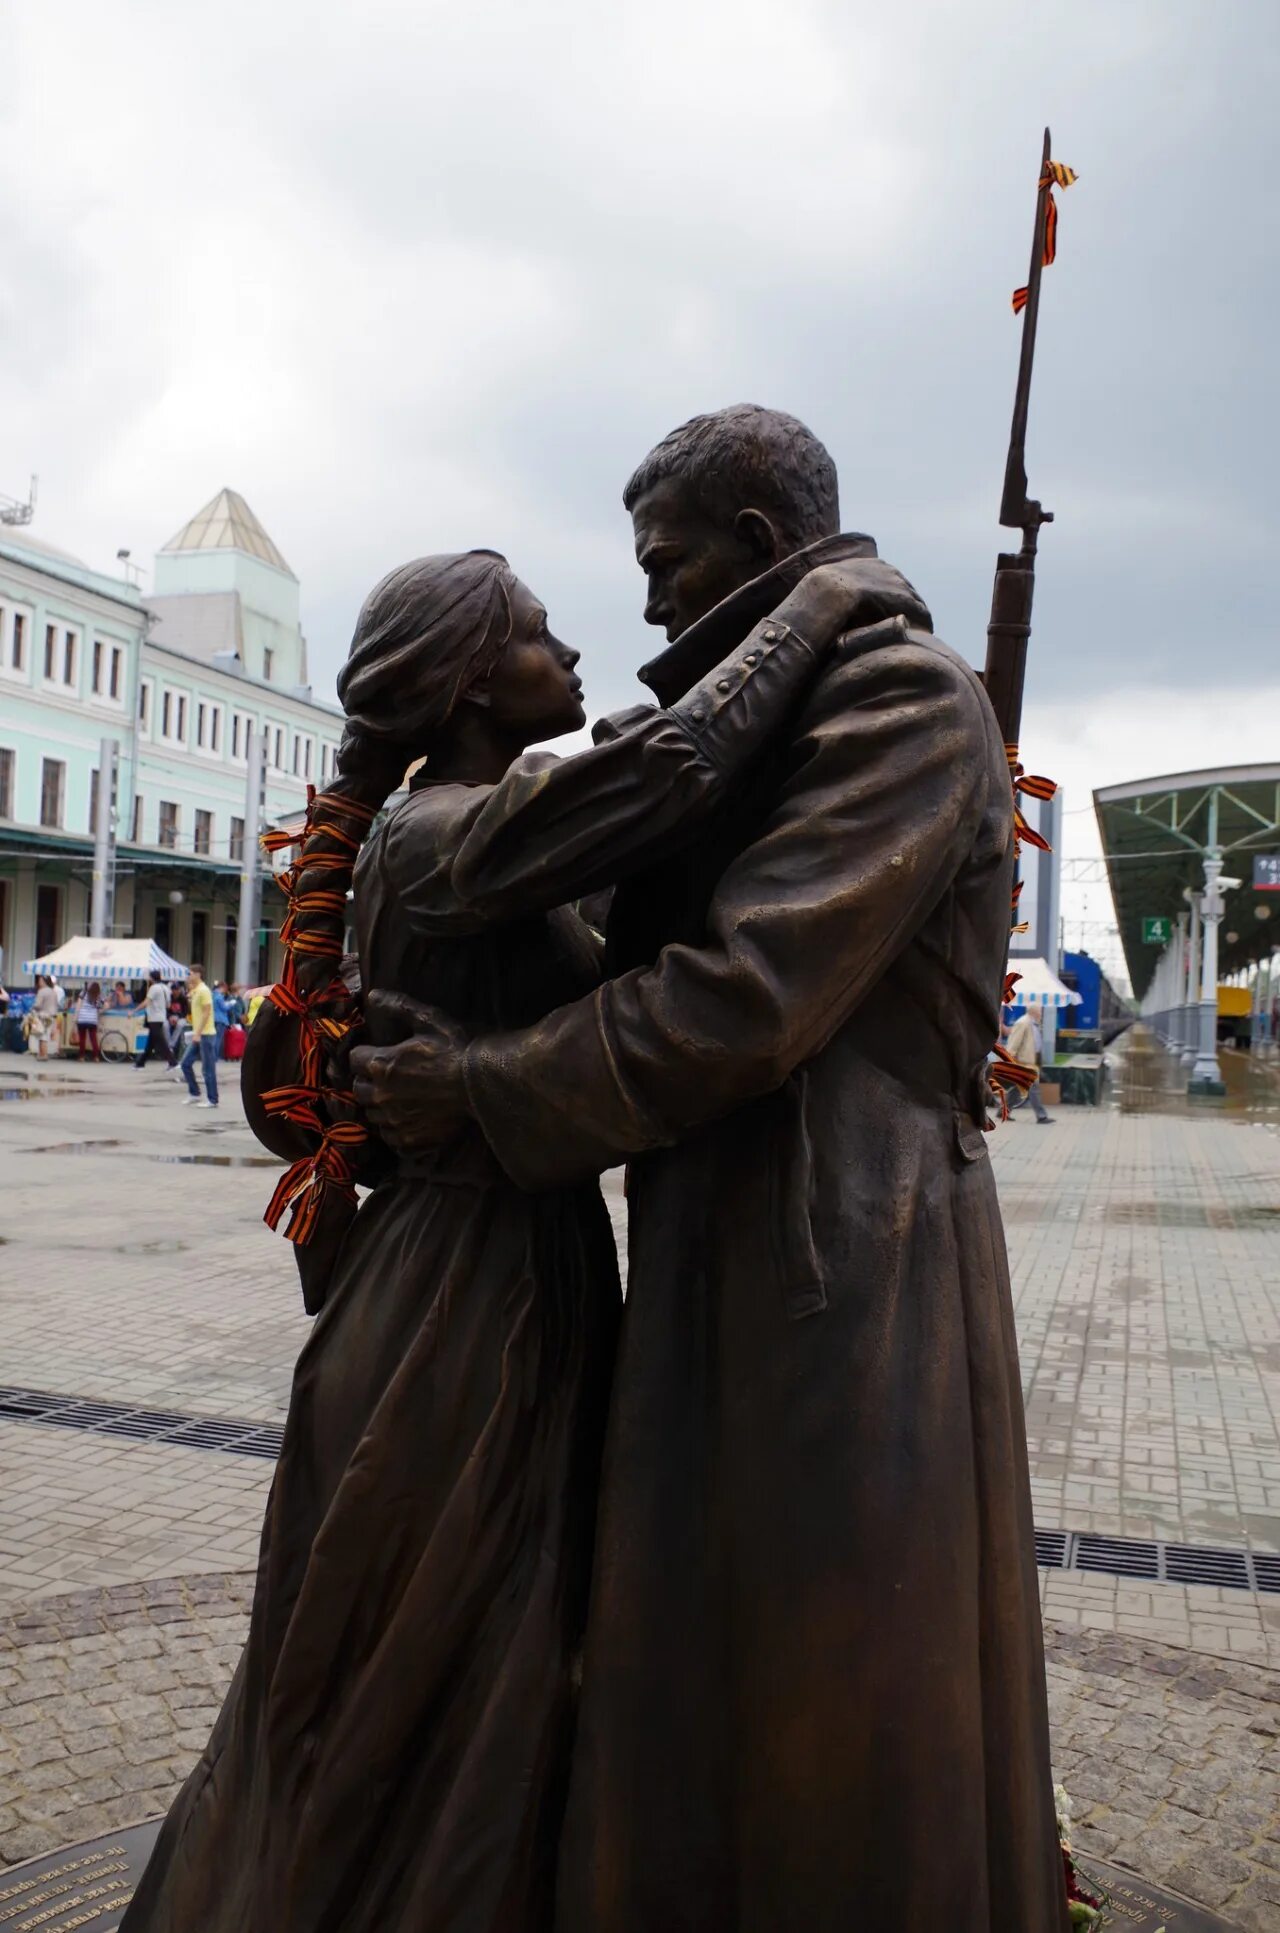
[479,577,584,742]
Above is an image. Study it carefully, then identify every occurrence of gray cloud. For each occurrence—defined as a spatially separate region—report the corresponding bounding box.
[2,0,1274,729]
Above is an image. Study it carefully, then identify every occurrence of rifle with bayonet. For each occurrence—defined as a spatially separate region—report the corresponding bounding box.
[983,127,1076,759]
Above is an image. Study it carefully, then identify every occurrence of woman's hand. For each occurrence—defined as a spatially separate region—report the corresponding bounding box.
[779,558,932,645]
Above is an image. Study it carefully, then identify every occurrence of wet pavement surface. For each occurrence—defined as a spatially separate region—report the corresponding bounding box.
[0,1051,1278,1920]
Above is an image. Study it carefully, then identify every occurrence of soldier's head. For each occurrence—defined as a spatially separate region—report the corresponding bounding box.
[624,404,840,642]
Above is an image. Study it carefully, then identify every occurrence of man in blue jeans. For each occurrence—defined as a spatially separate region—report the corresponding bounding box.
[180,963,218,1109]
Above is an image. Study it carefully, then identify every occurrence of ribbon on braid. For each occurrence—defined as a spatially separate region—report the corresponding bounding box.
[987,743,1059,1121]
[259,785,378,1245]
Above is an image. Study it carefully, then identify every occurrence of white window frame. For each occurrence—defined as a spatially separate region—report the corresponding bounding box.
[90,637,126,708]
[193,806,214,856]
[230,710,253,764]
[138,676,154,736]
[41,623,80,692]
[160,687,188,748]
[271,725,286,771]
[0,602,33,680]
[193,699,224,757]
[40,757,65,828]
[158,799,180,850]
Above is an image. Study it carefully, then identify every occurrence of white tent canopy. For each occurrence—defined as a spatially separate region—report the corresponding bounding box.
[1006,956,1082,1009]
[22,937,189,982]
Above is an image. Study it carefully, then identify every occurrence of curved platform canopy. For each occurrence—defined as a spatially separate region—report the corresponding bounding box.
[22,936,189,981]
[1094,763,1280,998]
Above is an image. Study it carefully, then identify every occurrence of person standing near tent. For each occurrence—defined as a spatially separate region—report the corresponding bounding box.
[76,983,104,1062]
[28,975,60,1060]
[180,964,218,1108]
[1007,1008,1054,1123]
[136,972,177,1069]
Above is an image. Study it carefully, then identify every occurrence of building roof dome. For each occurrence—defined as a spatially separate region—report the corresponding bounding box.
[160,488,293,577]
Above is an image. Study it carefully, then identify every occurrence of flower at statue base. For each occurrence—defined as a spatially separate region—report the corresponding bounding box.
[1054,1783,1105,1926]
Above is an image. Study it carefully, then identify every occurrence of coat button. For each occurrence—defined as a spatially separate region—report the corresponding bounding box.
[690,708,705,724]
[716,679,731,693]
[762,628,778,642]
[744,652,760,666]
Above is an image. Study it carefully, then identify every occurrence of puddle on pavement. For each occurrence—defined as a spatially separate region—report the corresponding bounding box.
[1112,1027,1280,1122]
[145,1153,281,1168]
[0,1084,92,1102]
[14,1140,279,1169]
[20,1139,127,1154]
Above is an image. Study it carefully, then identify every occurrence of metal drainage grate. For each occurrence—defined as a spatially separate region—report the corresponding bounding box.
[0,1386,284,1460]
[0,1385,1277,1595]
[1037,1527,1275,1594]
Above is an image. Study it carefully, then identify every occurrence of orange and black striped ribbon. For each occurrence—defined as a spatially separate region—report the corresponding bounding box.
[1012,160,1077,312]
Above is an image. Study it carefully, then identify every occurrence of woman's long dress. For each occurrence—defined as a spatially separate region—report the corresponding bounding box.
[122,784,621,1933]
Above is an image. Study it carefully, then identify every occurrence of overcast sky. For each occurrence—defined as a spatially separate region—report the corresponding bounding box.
[4,1,1276,980]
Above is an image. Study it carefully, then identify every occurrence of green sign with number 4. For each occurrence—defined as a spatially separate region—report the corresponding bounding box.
[1142,916,1173,944]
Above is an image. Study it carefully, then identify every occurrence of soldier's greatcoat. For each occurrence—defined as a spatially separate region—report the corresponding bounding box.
[461,539,1069,1932]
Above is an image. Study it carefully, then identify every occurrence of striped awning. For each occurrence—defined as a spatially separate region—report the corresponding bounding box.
[1005,955,1083,1009]
[21,936,189,981]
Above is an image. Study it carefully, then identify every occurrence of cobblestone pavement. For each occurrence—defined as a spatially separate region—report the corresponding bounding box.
[2,1049,1279,1920]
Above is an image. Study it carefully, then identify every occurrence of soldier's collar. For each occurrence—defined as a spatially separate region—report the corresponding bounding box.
[637,531,878,706]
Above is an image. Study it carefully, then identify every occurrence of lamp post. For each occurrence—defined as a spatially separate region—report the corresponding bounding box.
[1189,834,1233,1096]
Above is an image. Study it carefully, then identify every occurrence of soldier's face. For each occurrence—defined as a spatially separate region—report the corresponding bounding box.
[631,478,777,643]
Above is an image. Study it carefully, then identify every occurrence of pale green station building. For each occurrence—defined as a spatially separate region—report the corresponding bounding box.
[0,490,342,988]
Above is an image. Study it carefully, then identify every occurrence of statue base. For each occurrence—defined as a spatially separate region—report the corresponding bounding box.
[0,1824,1239,1931]
[1077,1854,1240,1930]
[0,1820,160,1929]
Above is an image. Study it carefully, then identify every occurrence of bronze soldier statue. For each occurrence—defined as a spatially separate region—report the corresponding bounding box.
[353,405,1069,1930]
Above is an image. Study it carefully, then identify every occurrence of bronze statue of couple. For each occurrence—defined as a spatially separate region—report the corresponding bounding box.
[123,406,1069,1931]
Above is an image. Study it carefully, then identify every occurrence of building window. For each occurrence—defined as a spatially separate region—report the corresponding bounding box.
[35,884,60,958]
[0,747,13,819]
[42,626,77,685]
[194,808,212,856]
[40,758,65,828]
[229,816,245,863]
[263,647,274,681]
[154,904,172,952]
[1,606,29,675]
[89,767,99,838]
[92,640,103,692]
[291,734,302,776]
[231,711,252,761]
[210,706,221,752]
[197,701,207,745]
[303,737,313,780]
[161,690,188,744]
[130,794,142,842]
[272,726,285,770]
[110,645,122,699]
[191,910,208,964]
[138,679,152,732]
[158,799,180,850]
[196,702,223,754]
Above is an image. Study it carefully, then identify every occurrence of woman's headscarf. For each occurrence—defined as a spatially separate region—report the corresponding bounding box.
[336,550,516,750]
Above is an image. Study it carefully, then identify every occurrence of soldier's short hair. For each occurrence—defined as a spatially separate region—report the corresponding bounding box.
[623,404,840,551]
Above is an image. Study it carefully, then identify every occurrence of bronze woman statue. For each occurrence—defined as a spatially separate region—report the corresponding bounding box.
[121,547,855,1932]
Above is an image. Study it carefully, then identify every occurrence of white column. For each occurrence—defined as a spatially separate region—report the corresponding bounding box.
[1182,893,1202,1064]
[1190,848,1226,1094]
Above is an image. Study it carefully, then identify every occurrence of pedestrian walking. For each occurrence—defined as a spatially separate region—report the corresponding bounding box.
[212,980,231,1059]
[179,964,218,1109]
[27,975,61,1060]
[1007,1008,1054,1123]
[76,982,104,1061]
[136,973,177,1069]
